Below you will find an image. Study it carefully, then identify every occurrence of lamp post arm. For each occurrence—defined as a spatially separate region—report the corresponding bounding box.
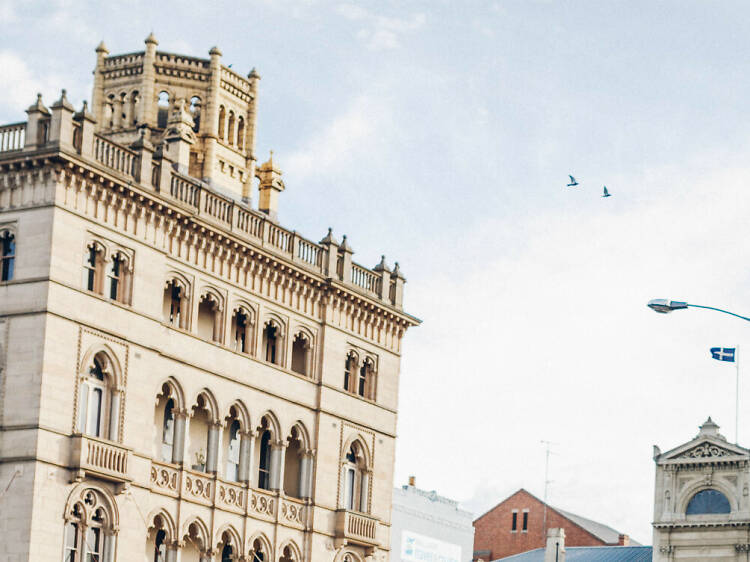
[687,304,750,323]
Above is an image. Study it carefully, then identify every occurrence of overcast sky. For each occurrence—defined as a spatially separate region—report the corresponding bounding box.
[6,0,750,545]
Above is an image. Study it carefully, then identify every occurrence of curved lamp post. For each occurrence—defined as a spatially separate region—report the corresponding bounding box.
[648,298,749,443]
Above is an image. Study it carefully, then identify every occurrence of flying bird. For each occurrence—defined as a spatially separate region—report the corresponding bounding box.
[602,186,611,198]
[566,175,578,187]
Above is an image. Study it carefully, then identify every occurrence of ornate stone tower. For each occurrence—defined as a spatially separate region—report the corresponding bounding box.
[0,36,419,562]
[652,418,750,560]
[92,34,260,202]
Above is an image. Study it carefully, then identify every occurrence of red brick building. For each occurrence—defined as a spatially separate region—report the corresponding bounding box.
[473,489,632,560]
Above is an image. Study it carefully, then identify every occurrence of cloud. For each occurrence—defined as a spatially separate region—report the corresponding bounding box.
[0,51,70,122]
[283,94,391,181]
[337,3,426,50]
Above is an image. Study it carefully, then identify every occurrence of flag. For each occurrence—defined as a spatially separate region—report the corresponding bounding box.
[711,347,736,362]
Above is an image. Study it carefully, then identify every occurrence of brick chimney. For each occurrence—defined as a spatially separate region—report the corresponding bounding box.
[408,475,416,487]
[618,534,630,546]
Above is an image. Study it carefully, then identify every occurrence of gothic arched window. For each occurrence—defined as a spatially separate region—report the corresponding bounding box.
[258,429,272,490]
[342,441,369,512]
[84,243,105,294]
[161,398,175,462]
[77,356,107,438]
[63,488,117,562]
[1,230,15,281]
[107,252,130,304]
[686,489,731,514]
[225,419,241,482]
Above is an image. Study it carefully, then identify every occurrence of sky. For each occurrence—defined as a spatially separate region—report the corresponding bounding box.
[5,0,750,546]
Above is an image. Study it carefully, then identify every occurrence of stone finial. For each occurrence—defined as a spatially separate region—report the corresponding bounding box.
[699,417,722,439]
[339,235,353,253]
[145,32,158,46]
[131,126,154,151]
[319,227,339,246]
[51,89,74,111]
[257,151,285,220]
[27,93,50,115]
[209,46,222,57]
[248,67,261,80]
[373,255,391,273]
[95,41,109,54]
[75,100,96,123]
[392,262,406,280]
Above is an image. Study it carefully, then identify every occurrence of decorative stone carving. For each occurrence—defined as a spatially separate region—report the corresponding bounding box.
[677,444,731,459]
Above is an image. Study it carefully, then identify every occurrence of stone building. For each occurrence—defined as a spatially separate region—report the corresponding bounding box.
[473,489,633,561]
[390,477,474,562]
[0,35,419,562]
[652,418,750,561]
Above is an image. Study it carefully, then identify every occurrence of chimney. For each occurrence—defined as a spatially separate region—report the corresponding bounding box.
[618,534,630,546]
[544,528,565,562]
[257,152,285,221]
[408,475,416,487]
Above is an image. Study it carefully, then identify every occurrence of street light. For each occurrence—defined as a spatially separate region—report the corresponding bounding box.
[648,297,750,444]
[647,299,750,322]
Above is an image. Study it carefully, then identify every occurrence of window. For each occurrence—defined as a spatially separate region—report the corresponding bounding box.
[686,489,731,514]
[197,293,221,342]
[161,398,175,462]
[358,358,376,400]
[250,539,266,562]
[221,544,233,562]
[263,322,279,365]
[344,353,356,393]
[237,116,245,150]
[227,111,235,146]
[63,490,115,562]
[343,442,368,512]
[157,91,169,129]
[77,356,108,438]
[1,230,14,281]
[189,96,201,132]
[163,279,188,329]
[232,308,250,353]
[225,419,241,482]
[511,511,518,531]
[84,244,105,294]
[218,106,226,140]
[153,529,167,562]
[291,333,310,376]
[522,510,528,531]
[107,252,129,303]
[258,429,271,490]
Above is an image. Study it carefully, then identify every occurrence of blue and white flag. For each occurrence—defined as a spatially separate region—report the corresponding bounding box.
[711,347,736,362]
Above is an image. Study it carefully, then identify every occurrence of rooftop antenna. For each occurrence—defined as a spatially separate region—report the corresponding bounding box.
[541,440,559,537]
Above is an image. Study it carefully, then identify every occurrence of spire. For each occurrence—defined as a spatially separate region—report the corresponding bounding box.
[392,262,406,280]
[248,67,260,80]
[95,41,109,54]
[339,235,353,253]
[145,32,158,46]
[27,93,50,115]
[319,227,339,246]
[51,89,74,111]
[209,45,222,57]
[373,255,391,273]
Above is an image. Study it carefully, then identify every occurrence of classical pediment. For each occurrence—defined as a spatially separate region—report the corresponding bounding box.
[676,442,736,459]
[659,438,749,464]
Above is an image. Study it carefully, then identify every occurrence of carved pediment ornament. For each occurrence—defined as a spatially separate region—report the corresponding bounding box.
[678,443,732,459]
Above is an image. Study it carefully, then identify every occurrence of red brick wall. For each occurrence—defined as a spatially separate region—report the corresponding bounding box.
[473,489,607,560]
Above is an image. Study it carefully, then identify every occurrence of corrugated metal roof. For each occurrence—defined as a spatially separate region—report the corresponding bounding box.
[494,546,653,562]
[553,508,622,544]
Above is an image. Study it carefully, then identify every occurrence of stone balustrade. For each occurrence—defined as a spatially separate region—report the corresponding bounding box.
[70,435,132,484]
[0,99,408,310]
[334,509,379,547]
[149,461,311,530]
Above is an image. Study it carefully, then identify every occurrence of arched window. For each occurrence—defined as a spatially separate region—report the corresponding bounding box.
[107,252,130,304]
[157,91,170,129]
[258,429,272,490]
[225,419,241,481]
[291,332,310,376]
[237,116,245,150]
[284,426,303,498]
[188,393,214,473]
[63,488,117,562]
[197,292,222,342]
[263,322,280,365]
[161,398,175,462]
[218,106,226,140]
[344,353,357,393]
[131,91,140,126]
[84,243,105,294]
[279,545,297,562]
[686,489,731,514]
[189,96,201,133]
[227,111,235,145]
[342,441,369,512]
[250,538,266,562]
[222,543,233,562]
[358,358,376,400]
[1,230,15,281]
[163,279,189,329]
[153,529,167,562]
[232,307,251,353]
[77,355,108,438]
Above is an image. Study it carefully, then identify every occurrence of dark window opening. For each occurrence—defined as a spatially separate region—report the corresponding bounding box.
[233,310,248,353]
[522,511,528,531]
[511,512,517,531]
[263,323,278,364]
[258,429,271,490]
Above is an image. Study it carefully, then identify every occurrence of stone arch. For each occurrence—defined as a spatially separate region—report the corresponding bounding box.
[262,313,286,336]
[190,388,220,423]
[278,539,302,562]
[342,434,371,468]
[334,550,364,562]
[231,299,257,324]
[215,523,243,553]
[63,483,119,530]
[198,284,225,311]
[678,480,738,514]
[146,507,176,542]
[181,515,210,552]
[225,399,252,431]
[257,410,281,440]
[247,532,273,560]
[288,420,312,451]
[155,376,186,410]
[165,270,191,293]
[79,343,124,388]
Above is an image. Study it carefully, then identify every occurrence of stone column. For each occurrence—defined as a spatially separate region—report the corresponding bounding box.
[139,33,158,127]
[202,46,222,186]
[108,389,121,442]
[172,410,188,465]
[242,68,260,204]
[103,533,116,562]
[270,441,286,491]
[165,544,178,562]
[339,236,353,283]
[206,422,221,473]
[238,430,254,483]
[299,451,314,500]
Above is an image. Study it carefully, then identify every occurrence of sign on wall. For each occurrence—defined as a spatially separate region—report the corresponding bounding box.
[401,530,461,562]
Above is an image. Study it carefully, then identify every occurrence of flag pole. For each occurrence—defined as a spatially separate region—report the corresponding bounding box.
[736,345,740,445]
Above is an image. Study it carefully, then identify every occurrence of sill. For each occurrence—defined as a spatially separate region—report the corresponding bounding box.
[83,288,132,308]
